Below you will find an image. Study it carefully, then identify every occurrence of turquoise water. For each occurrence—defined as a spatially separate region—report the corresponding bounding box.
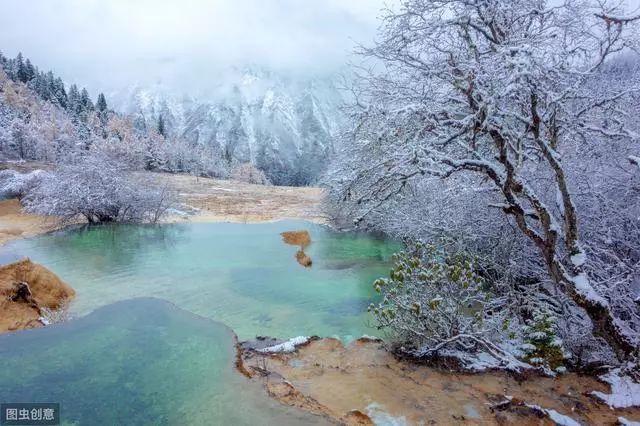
[0,298,329,425]
[0,221,398,424]
[3,221,398,340]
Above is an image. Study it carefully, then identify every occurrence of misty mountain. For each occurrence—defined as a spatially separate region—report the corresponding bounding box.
[115,68,344,185]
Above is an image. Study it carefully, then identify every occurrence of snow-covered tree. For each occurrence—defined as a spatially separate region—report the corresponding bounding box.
[328,0,640,360]
[157,114,166,138]
[22,153,174,224]
[0,169,49,199]
[231,162,271,185]
[96,93,108,130]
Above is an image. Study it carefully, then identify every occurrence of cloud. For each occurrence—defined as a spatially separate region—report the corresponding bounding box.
[0,0,388,95]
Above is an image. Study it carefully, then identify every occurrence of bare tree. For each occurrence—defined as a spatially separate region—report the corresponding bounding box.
[330,0,640,359]
[22,153,175,224]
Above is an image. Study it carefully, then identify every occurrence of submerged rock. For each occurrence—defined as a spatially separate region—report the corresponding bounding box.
[0,258,75,333]
[295,250,312,267]
[281,230,312,247]
[281,230,313,267]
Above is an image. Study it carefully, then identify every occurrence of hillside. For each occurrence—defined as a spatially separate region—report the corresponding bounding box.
[117,68,344,185]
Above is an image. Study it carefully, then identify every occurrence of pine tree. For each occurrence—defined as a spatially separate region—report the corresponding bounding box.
[24,59,36,82]
[80,88,94,112]
[96,93,107,112]
[521,310,566,371]
[30,72,43,99]
[67,84,81,115]
[53,78,68,109]
[157,114,166,137]
[96,93,109,135]
[15,53,28,83]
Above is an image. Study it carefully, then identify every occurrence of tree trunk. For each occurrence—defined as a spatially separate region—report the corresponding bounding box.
[547,259,637,360]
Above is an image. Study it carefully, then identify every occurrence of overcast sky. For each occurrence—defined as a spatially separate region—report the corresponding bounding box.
[0,0,389,95]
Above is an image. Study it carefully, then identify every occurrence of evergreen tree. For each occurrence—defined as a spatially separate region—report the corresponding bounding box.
[33,72,50,101]
[80,88,94,112]
[157,114,166,137]
[96,93,109,135]
[5,57,17,80]
[67,84,81,115]
[521,310,566,371]
[44,71,56,100]
[24,59,36,82]
[0,51,8,72]
[15,53,28,83]
[96,93,108,112]
[53,78,68,109]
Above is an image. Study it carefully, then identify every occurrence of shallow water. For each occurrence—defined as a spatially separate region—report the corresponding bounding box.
[3,221,398,340]
[0,298,330,425]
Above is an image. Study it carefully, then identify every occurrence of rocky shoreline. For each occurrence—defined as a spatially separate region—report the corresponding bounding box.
[237,336,640,425]
[0,258,75,333]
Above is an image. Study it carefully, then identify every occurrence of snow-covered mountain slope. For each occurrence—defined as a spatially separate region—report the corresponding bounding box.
[112,68,344,185]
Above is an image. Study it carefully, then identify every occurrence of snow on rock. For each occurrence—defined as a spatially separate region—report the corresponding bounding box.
[618,417,640,426]
[436,348,533,373]
[257,336,310,353]
[592,368,640,408]
[525,404,582,426]
[365,403,408,426]
[358,334,382,341]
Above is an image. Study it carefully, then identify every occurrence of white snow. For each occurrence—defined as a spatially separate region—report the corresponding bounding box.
[257,336,310,353]
[592,369,640,408]
[525,404,582,426]
[545,408,582,426]
[208,187,237,192]
[618,417,640,426]
[556,186,566,216]
[112,67,344,180]
[570,252,587,268]
[437,348,533,373]
[570,272,608,306]
[365,403,408,426]
[358,334,381,341]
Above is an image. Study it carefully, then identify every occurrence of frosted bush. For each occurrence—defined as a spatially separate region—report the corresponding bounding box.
[22,153,174,223]
[370,241,511,363]
[231,163,272,185]
[0,169,50,199]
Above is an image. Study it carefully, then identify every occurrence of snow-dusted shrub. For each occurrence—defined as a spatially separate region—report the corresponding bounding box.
[369,241,511,362]
[161,139,230,178]
[231,163,271,185]
[521,310,566,371]
[22,154,174,223]
[0,169,50,199]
